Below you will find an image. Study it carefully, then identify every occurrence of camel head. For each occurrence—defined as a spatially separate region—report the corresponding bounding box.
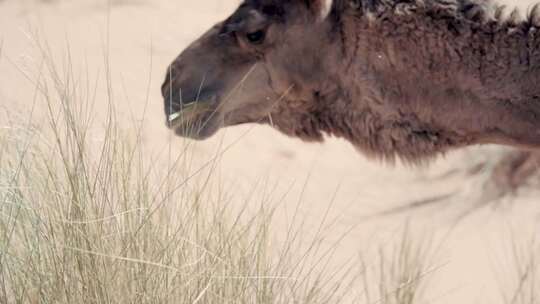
[161,0,335,139]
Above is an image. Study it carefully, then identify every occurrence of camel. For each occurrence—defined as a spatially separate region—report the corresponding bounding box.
[161,0,540,198]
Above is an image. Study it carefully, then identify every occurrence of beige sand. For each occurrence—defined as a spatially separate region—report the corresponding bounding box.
[1,0,539,302]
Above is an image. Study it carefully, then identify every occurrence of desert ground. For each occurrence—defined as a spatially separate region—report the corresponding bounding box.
[1,0,540,303]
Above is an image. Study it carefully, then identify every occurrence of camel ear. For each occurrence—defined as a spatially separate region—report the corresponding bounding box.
[305,0,333,20]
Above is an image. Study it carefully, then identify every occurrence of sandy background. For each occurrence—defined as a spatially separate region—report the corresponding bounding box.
[1,0,540,302]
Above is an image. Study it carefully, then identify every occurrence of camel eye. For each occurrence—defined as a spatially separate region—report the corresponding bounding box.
[246,30,265,44]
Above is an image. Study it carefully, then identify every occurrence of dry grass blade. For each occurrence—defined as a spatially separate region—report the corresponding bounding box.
[498,235,540,304]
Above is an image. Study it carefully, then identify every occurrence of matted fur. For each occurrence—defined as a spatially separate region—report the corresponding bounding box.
[162,0,540,164]
[267,0,540,163]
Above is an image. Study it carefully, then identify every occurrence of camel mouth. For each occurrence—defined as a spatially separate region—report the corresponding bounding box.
[167,96,216,124]
[166,97,222,139]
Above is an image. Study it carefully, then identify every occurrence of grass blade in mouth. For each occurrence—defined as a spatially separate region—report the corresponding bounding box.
[169,112,181,122]
[168,101,213,126]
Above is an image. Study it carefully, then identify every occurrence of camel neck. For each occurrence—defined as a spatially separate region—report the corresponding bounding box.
[323,2,540,158]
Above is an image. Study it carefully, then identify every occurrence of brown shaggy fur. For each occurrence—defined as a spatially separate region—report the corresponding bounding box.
[264,0,540,163]
[162,0,540,166]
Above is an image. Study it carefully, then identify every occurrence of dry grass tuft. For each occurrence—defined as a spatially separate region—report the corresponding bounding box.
[0,34,356,303]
